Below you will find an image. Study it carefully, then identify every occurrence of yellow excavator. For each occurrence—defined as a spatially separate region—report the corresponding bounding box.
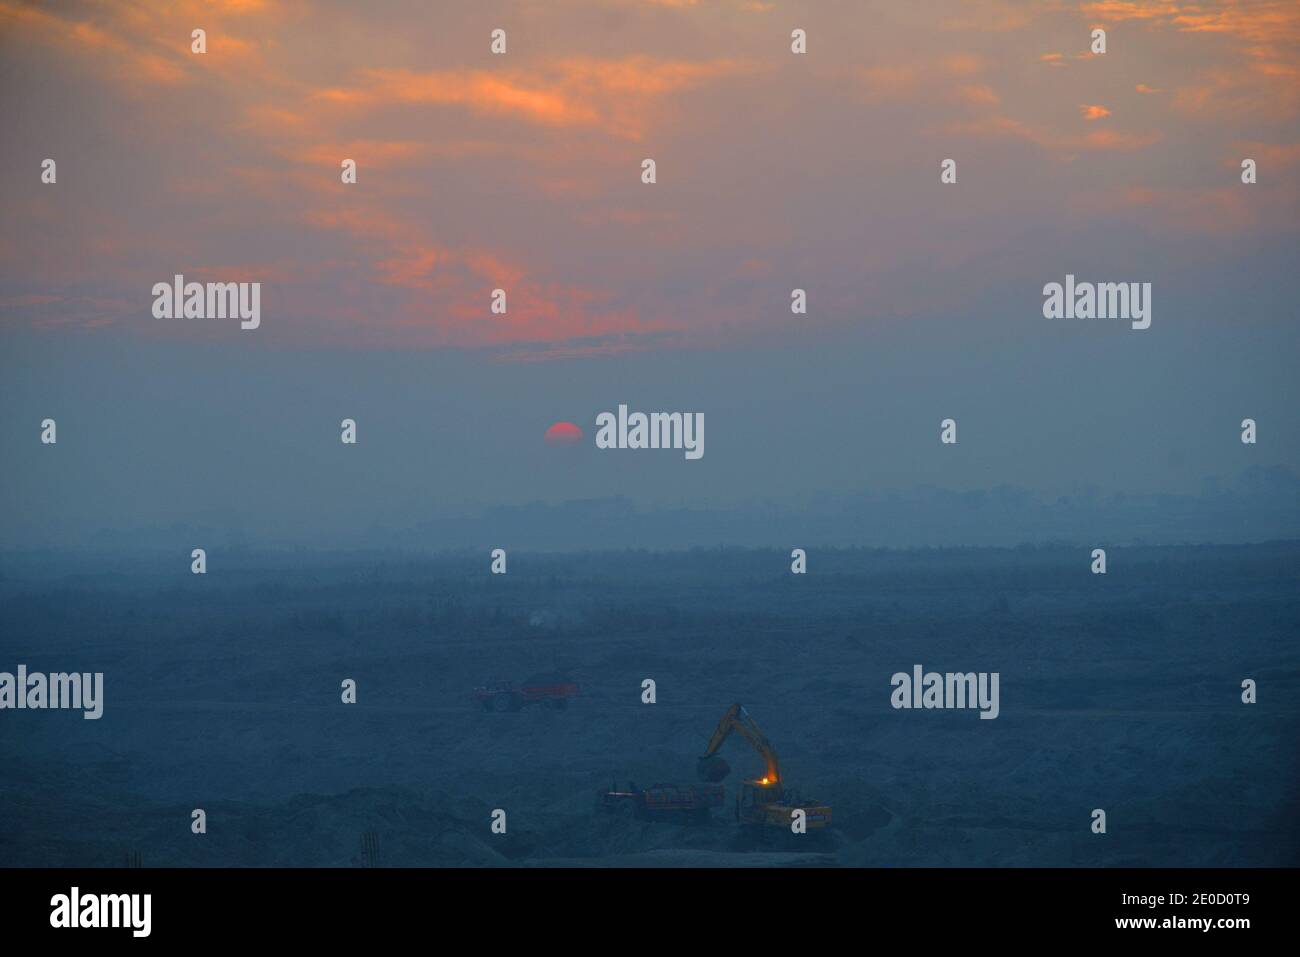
[697,703,832,831]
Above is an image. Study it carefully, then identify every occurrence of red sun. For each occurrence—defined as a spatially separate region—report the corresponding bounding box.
[544,421,583,446]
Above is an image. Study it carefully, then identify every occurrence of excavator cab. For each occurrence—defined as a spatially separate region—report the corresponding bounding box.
[738,778,782,815]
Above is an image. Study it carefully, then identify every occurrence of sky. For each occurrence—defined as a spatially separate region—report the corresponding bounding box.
[1,0,1297,548]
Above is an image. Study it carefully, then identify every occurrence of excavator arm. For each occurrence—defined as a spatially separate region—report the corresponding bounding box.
[697,703,782,785]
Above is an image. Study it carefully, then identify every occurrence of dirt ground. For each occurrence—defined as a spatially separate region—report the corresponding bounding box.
[2,543,1297,867]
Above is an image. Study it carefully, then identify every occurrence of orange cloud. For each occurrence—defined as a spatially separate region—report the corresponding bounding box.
[1081,2,1188,21]
[2,0,1294,357]
[854,55,987,103]
[0,0,286,94]
[1083,0,1300,117]
[958,84,1001,107]
[1171,63,1299,118]
[944,55,986,76]
[940,1,1036,32]
[853,65,919,100]
[317,57,755,139]
[0,1,189,88]
[953,114,1159,153]
[1229,141,1300,169]
[319,70,591,127]
[297,196,671,351]
[296,141,431,170]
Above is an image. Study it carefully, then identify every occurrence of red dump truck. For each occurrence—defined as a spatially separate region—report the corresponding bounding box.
[474,672,579,712]
[597,782,726,823]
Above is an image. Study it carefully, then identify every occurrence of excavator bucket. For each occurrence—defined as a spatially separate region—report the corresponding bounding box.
[697,754,731,782]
